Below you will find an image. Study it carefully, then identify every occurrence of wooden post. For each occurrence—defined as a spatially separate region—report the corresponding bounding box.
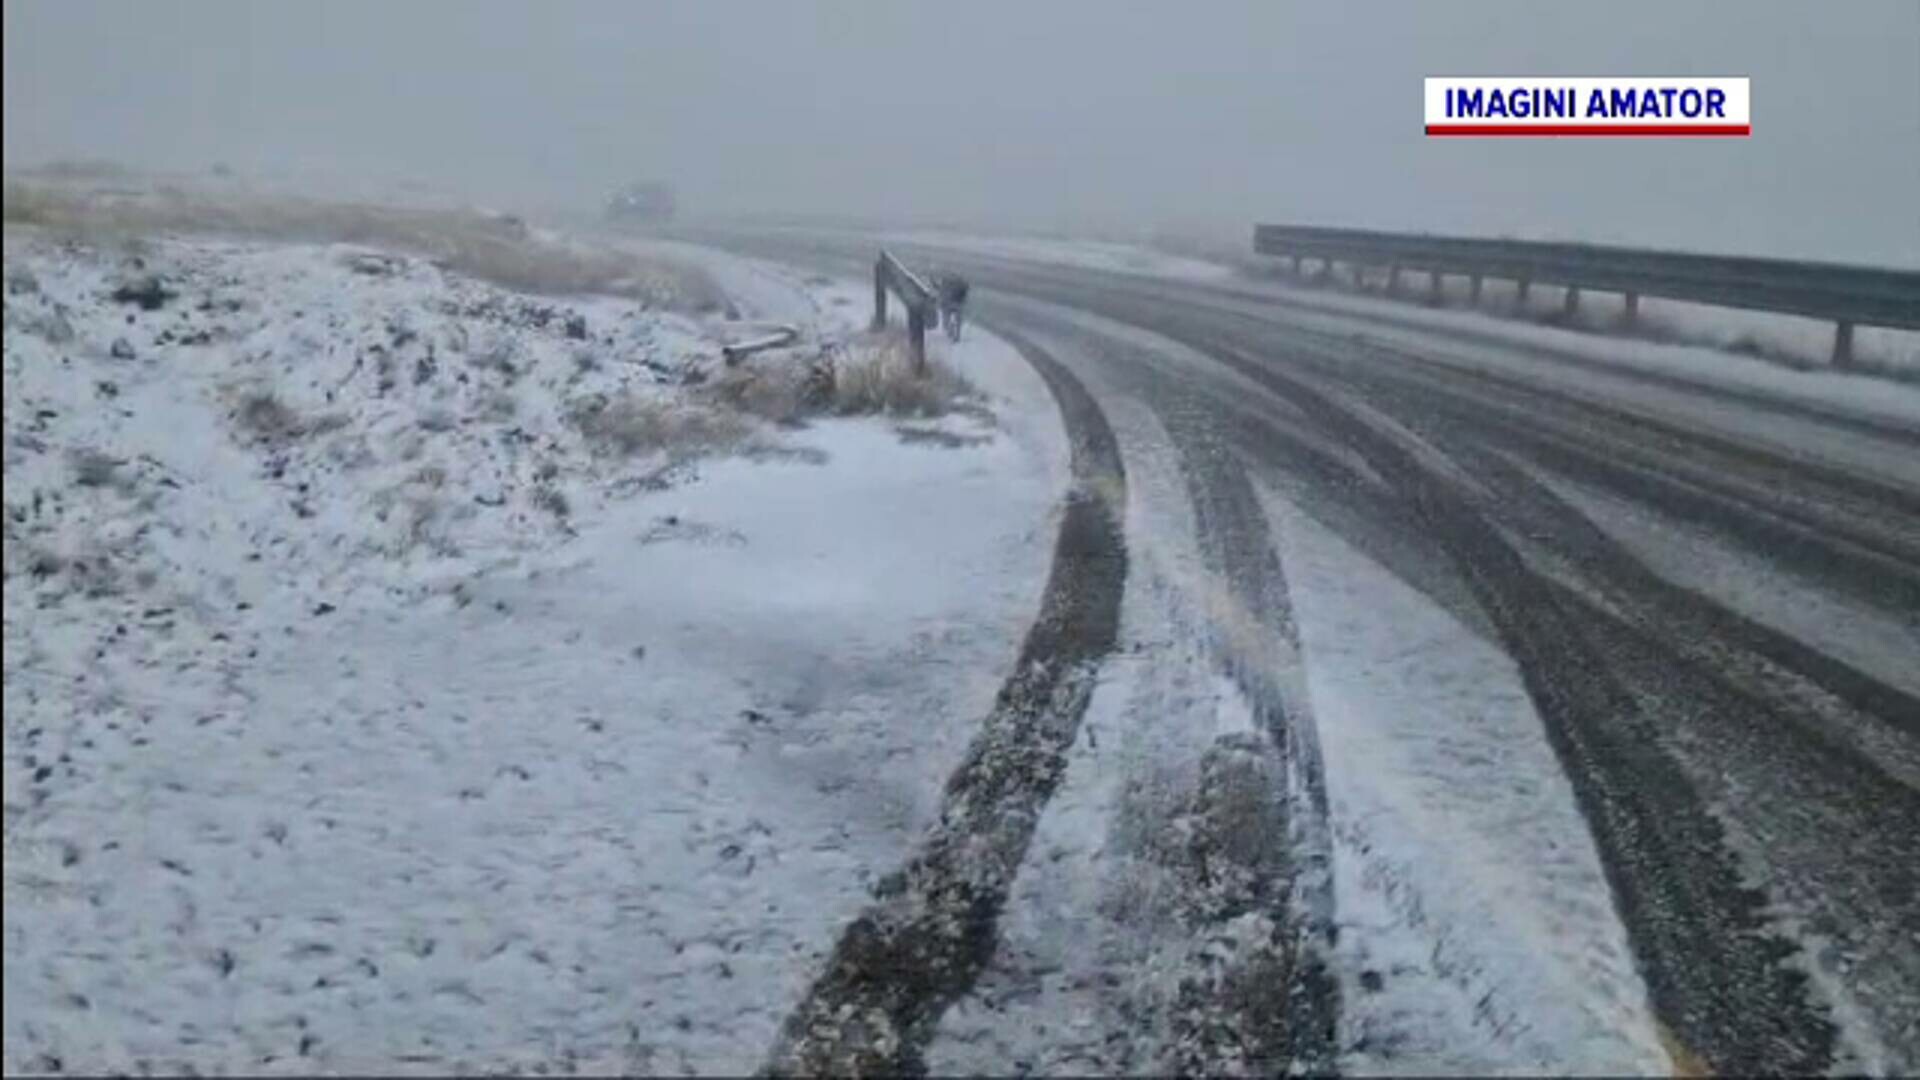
[872,258,888,332]
[1289,254,1301,275]
[1563,286,1581,317]
[907,305,927,374]
[1429,270,1444,304]
[1387,265,1401,295]
[1469,275,1483,305]
[1516,278,1531,306]
[1623,292,1640,326]
[1833,321,1855,370]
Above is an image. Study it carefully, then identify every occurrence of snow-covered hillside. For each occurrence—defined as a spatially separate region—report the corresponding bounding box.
[2,230,1065,1073]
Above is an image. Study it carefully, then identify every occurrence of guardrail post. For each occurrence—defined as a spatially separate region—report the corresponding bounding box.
[906,305,928,373]
[1250,223,1920,353]
[1289,254,1301,275]
[874,249,935,376]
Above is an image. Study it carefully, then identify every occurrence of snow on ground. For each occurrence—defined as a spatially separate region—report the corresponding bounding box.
[890,230,1236,283]
[926,381,1258,1074]
[1155,281,1920,491]
[1531,473,1920,798]
[928,302,1668,1075]
[848,223,1920,420]
[2,229,1065,1073]
[771,224,1918,433]
[779,221,1918,397]
[605,237,842,331]
[1539,477,1920,703]
[1220,275,1920,429]
[1260,487,1669,1076]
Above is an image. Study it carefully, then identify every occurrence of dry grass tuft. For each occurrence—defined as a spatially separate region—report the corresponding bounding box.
[233,390,305,442]
[68,448,128,491]
[701,360,823,426]
[227,387,345,445]
[696,332,978,432]
[532,485,571,520]
[827,336,975,418]
[569,393,753,459]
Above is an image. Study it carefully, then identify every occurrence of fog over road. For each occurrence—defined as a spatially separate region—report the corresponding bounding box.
[9,1,1919,1073]
[693,228,1920,1076]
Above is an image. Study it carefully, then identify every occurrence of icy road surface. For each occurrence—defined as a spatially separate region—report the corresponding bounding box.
[693,226,1920,1077]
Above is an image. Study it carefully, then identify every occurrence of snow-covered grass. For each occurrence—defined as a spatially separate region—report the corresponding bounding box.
[2,229,1066,1073]
[4,174,732,315]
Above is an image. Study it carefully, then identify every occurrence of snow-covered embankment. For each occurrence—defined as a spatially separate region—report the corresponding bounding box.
[2,229,1065,1073]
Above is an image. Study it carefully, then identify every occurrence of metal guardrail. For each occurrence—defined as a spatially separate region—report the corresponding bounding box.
[1253,224,1920,368]
[871,248,938,371]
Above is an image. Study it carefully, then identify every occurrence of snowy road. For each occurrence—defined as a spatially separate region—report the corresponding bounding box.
[694,229,1920,1076]
[8,220,1915,1075]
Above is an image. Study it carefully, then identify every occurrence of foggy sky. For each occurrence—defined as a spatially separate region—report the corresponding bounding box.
[6,0,1918,265]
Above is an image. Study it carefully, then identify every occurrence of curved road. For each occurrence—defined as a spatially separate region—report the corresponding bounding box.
[691,229,1920,1076]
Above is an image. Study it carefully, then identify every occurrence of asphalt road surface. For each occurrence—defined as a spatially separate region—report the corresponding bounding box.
[689,229,1920,1077]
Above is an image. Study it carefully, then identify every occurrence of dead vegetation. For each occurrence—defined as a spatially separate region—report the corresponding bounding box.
[4,526,152,601]
[569,393,754,460]
[704,333,977,426]
[571,331,980,464]
[826,337,976,417]
[4,176,728,312]
[227,386,345,446]
[68,448,126,490]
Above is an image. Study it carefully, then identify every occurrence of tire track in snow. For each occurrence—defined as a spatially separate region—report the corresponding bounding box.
[877,249,1871,1071]
[892,250,1920,448]
[977,305,1342,1074]
[1161,302,1911,1071]
[688,229,1886,1071]
[936,247,1840,1069]
[1175,333,1839,1075]
[1433,444,1920,1070]
[763,330,1127,1076]
[999,305,1664,1072]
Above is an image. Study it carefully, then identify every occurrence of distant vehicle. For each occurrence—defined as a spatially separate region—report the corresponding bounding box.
[606,182,676,223]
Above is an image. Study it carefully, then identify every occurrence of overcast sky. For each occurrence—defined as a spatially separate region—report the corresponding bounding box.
[6,0,1918,264]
